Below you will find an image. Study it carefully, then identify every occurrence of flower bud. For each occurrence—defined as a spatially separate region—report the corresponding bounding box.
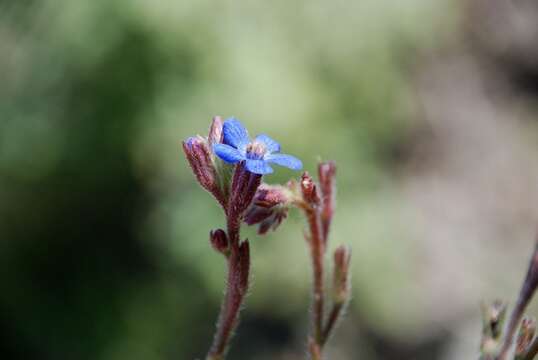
[300,172,320,205]
[183,136,218,193]
[333,245,351,305]
[210,229,229,256]
[516,316,536,357]
[480,300,507,357]
[257,208,288,235]
[318,161,336,241]
[244,184,291,234]
[208,116,223,147]
[253,184,290,208]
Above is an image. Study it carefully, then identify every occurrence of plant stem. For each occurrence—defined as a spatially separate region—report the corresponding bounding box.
[305,205,326,346]
[321,303,343,346]
[496,242,538,360]
[206,214,249,360]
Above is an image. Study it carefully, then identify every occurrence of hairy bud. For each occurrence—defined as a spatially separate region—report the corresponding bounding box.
[333,245,352,305]
[480,300,507,357]
[300,172,320,205]
[318,161,336,241]
[244,184,291,234]
[208,116,223,147]
[210,229,229,256]
[183,136,218,194]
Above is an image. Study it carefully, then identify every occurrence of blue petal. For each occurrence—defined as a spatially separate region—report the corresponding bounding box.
[245,159,274,175]
[265,153,302,171]
[255,134,280,153]
[223,118,250,150]
[213,143,245,163]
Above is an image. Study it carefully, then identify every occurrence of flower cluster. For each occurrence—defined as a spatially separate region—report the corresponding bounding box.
[182,117,303,360]
[183,117,350,360]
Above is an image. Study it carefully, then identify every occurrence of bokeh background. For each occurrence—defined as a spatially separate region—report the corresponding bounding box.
[2,1,538,359]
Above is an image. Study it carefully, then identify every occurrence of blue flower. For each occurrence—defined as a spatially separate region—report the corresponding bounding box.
[213,118,303,175]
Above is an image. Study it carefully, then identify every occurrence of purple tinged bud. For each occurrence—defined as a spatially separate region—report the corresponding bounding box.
[253,184,291,208]
[333,245,351,304]
[182,136,218,194]
[208,116,224,147]
[244,206,273,225]
[210,229,229,256]
[244,184,292,235]
[257,210,288,235]
[300,172,320,206]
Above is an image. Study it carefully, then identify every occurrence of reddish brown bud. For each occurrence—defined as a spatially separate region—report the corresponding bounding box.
[210,229,229,256]
[208,116,223,147]
[182,136,218,194]
[318,161,336,241]
[244,184,291,234]
[516,316,536,356]
[257,209,288,235]
[333,245,352,304]
[253,184,291,208]
[300,172,320,205]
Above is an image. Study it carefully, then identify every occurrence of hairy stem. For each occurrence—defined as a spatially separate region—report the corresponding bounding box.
[305,205,326,346]
[321,303,343,346]
[206,214,248,360]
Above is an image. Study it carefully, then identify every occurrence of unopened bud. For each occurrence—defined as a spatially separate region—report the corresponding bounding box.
[300,172,320,205]
[481,300,507,340]
[210,229,229,255]
[333,245,351,304]
[253,184,291,208]
[516,316,536,357]
[318,161,336,241]
[244,184,291,234]
[208,116,223,147]
[183,136,218,194]
[257,209,288,235]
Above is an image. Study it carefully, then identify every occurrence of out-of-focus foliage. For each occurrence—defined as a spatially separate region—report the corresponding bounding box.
[3,0,538,359]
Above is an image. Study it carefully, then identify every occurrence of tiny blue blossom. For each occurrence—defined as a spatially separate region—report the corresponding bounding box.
[213,118,303,175]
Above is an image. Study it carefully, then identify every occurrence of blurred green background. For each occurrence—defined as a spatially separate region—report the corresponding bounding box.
[3,1,538,359]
